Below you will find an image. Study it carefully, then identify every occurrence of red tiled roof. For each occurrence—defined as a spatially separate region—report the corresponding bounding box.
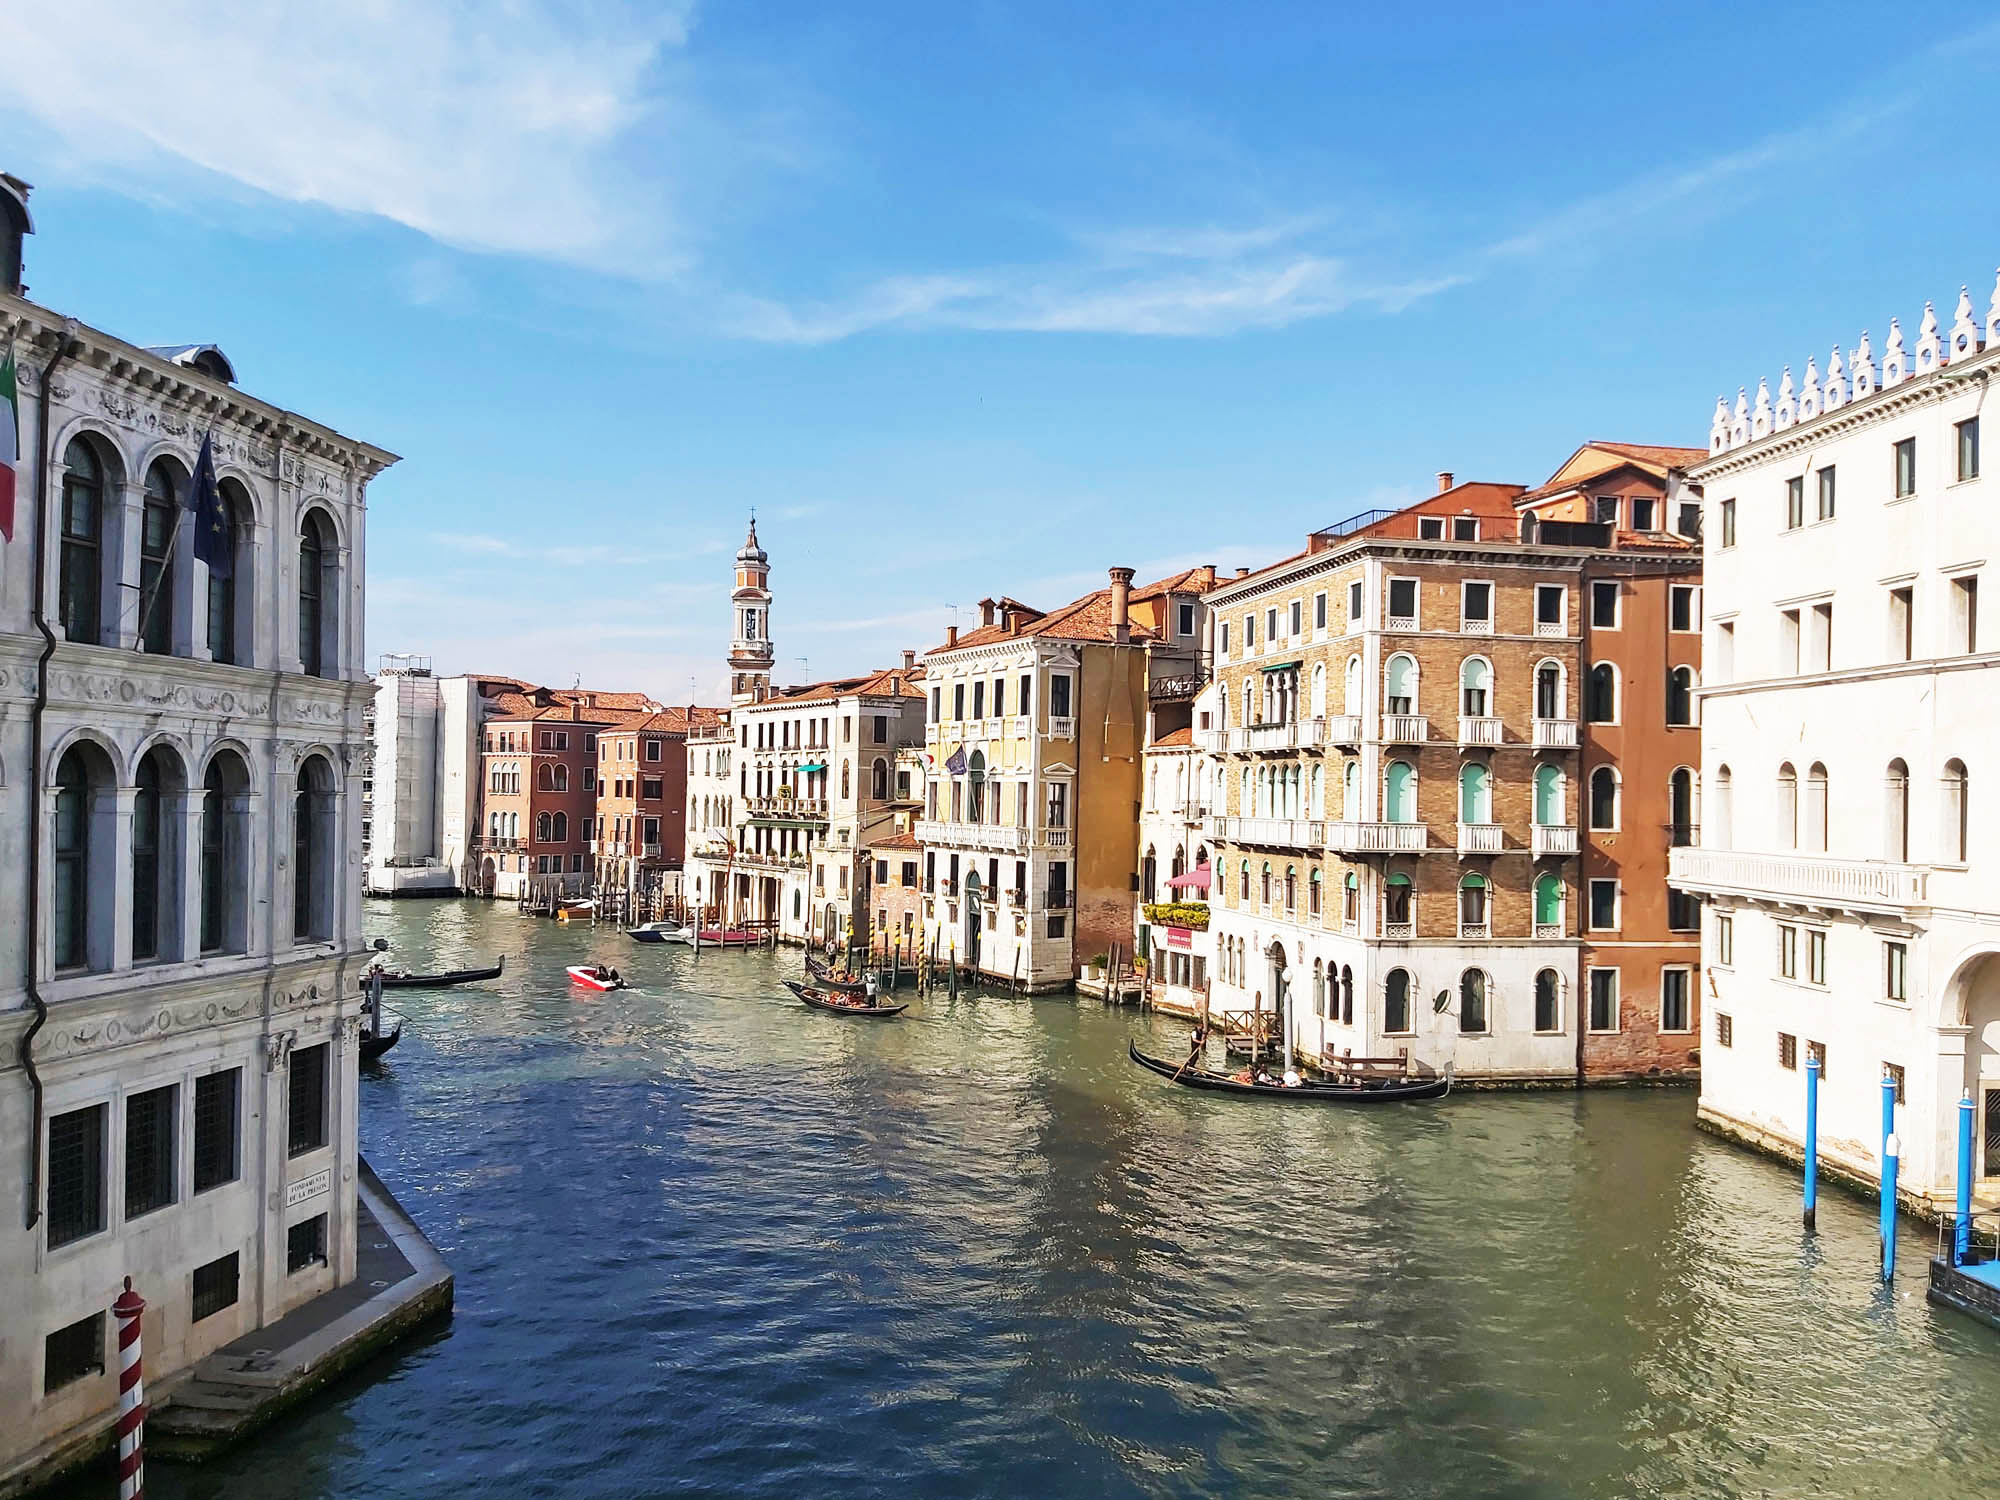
[1131,565,1219,602]
[761,664,928,704]
[930,569,1211,653]
[867,829,920,851]
[1149,726,1194,748]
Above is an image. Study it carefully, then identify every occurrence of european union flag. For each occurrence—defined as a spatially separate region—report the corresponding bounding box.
[189,431,231,579]
[944,747,967,776]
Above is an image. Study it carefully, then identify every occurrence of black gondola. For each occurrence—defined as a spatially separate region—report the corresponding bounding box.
[361,956,505,990]
[360,1023,402,1062]
[784,979,906,1018]
[804,954,868,993]
[1127,1040,1450,1102]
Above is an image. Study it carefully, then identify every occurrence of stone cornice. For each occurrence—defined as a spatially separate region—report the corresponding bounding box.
[1696,648,2000,701]
[1205,539,1634,607]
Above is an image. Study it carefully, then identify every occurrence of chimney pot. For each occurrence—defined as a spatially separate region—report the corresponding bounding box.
[945,624,958,649]
[979,598,996,628]
[902,649,916,671]
[1437,471,1454,494]
[1108,566,1135,644]
[1235,566,1249,578]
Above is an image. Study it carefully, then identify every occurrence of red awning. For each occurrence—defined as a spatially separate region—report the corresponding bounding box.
[1165,867,1211,892]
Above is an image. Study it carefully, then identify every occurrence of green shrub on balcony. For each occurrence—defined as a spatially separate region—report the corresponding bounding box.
[1143,901,1209,930]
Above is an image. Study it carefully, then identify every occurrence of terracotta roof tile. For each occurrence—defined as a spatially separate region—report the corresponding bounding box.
[1149,726,1194,748]
[867,829,920,851]
[931,569,1211,653]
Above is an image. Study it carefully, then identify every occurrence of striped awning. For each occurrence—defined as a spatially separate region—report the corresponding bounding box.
[1259,660,1302,673]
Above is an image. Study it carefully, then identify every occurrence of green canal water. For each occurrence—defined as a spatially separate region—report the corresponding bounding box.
[130,898,2000,1498]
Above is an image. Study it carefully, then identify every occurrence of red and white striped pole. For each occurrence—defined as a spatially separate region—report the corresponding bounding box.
[111,1277,146,1500]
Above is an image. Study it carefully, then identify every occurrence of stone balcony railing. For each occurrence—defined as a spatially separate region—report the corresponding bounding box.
[1216,815,1323,849]
[1533,824,1579,856]
[1457,716,1504,747]
[747,795,828,821]
[1329,821,1428,854]
[1381,714,1429,743]
[1668,846,1932,915]
[1532,718,1579,749]
[1048,715,1077,739]
[914,819,1030,853]
[1457,823,1504,855]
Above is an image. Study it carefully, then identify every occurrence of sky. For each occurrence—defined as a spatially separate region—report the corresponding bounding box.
[3,1,1998,703]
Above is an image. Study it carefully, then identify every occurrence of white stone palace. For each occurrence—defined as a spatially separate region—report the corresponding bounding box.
[0,177,397,1484]
[1673,269,2000,1209]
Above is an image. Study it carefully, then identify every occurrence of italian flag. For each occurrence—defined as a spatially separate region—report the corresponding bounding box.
[0,348,16,542]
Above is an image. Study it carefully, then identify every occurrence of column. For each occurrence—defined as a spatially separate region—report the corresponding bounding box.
[170,786,201,962]
[113,480,144,650]
[108,784,138,972]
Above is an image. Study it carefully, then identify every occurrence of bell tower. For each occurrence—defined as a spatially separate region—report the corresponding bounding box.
[729,517,774,706]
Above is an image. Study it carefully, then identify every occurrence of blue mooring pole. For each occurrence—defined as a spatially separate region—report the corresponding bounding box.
[1879,1072,1898,1282]
[1803,1056,1820,1233]
[1957,1091,1977,1266]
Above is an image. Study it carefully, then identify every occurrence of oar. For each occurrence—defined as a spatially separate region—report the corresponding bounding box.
[1171,1033,1204,1083]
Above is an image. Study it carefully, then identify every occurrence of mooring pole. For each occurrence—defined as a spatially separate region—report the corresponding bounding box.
[1803,1055,1821,1233]
[1881,1131,1900,1282]
[1957,1091,1977,1266]
[112,1277,146,1500]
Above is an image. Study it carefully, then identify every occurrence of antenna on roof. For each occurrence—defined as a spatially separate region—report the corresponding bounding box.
[794,656,809,684]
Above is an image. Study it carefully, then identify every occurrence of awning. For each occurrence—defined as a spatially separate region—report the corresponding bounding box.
[797,762,826,774]
[1165,866,1211,892]
[1260,660,1303,673]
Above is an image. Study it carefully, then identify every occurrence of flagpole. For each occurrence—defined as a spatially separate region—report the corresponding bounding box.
[132,504,188,652]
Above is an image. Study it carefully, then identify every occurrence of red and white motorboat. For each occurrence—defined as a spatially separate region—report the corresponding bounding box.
[566,964,627,991]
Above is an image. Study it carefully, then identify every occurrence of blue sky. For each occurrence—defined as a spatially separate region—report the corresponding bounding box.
[3,2,1998,701]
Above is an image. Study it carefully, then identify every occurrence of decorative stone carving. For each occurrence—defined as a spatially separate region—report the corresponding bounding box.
[1730,388,1750,447]
[1710,397,1730,454]
[1916,301,1943,374]
[1799,357,1821,420]
[1987,269,2000,349]
[1851,332,1876,399]
[1774,367,1796,429]
[1752,378,1773,438]
[1824,346,1847,411]
[1883,318,1908,386]
[1950,286,1979,362]
[266,1030,298,1070]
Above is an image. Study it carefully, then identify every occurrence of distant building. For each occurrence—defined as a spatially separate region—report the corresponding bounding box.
[590,707,720,904]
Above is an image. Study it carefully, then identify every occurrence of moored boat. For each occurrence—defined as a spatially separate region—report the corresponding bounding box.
[360,1023,402,1062]
[1126,1040,1450,1102]
[697,928,762,948]
[784,979,906,1018]
[360,955,505,990]
[567,964,628,991]
[628,922,695,944]
[804,954,868,993]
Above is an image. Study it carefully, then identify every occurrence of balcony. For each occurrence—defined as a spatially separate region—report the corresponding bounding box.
[1324,714,1362,745]
[1196,729,1228,754]
[1533,825,1578,856]
[1150,670,1208,703]
[1668,846,1932,916]
[1533,921,1565,939]
[1042,827,1072,849]
[1457,716,1503,747]
[1458,921,1491,939]
[1382,919,1415,940]
[1386,614,1418,632]
[914,819,1030,853]
[1048,716,1077,739]
[1217,815,1324,849]
[1535,619,1566,638]
[746,795,828,823]
[1457,823,1503,855]
[1460,617,1494,636]
[1329,821,1428,854]
[1532,718,1579,749]
[1381,714,1429,743]
[1230,719,1325,754]
[640,842,663,859]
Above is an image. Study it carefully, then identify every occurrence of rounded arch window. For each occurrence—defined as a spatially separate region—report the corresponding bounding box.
[140,461,182,657]
[1458,872,1488,930]
[1385,654,1417,714]
[1458,761,1491,823]
[1384,968,1413,1033]
[1534,660,1563,720]
[1667,665,1697,726]
[1776,762,1799,849]
[59,438,106,645]
[1586,663,1617,723]
[1384,760,1416,823]
[1942,758,1970,863]
[293,756,337,941]
[1533,763,1563,825]
[1533,872,1563,929]
[208,479,248,665]
[1384,871,1413,926]
[1460,657,1492,716]
[298,509,339,678]
[1589,766,1619,830]
[1533,968,1562,1032]
[1459,969,1489,1033]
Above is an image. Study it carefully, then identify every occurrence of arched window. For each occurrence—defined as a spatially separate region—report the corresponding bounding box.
[1239,860,1250,902]
[1340,964,1355,1025]
[538,763,554,791]
[1713,765,1733,849]
[1384,968,1412,1033]
[1142,845,1157,904]
[1459,761,1491,824]
[1803,762,1828,852]
[1459,873,1488,932]
[967,751,986,823]
[1312,958,1326,1017]
[59,438,106,645]
[1668,767,1696,845]
[132,746,187,962]
[1384,760,1416,823]
[1309,868,1323,918]
[1585,663,1617,723]
[53,741,116,972]
[1343,759,1360,820]
[293,756,336,942]
[201,751,251,955]
[1533,763,1562,825]
[1341,869,1357,925]
[872,758,889,800]
[1344,655,1362,714]
[842,760,851,800]
[140,461,180,657]
[1260,863,1272,907]
[1533,873,1563,931]
[1239,766,1251,816]
[1284,865,1297,913]
[1384,872,1413,928]
[1385,654,1417,715]
[1460,657,1492,717]
[553,765,569,793]
[1776,763,1799,849]
[298,509,337,678]
[537,811,553,843]
[1589,766,1618,830]
[1310,763,1324,818]
[1242,679,1255,726]
[1942,759,1970,863]
[1666,666,1696,727]
[1883,759,1908,861]
[1172,845,1187,879]
[1459,969,1488,1033]
[553,811,568,842]
[207,480,247,665]
[1534,969,1561,1032]
[1310,662,1327,719]
[1535,661,1563,720]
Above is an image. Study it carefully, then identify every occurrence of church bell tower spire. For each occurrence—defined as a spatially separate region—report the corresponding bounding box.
[728,516,774,706]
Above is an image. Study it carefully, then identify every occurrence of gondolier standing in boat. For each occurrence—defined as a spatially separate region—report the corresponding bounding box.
[864,971,878,1003]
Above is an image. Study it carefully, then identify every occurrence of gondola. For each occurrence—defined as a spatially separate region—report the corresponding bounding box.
[1127,1040,1451,1102]
[804,954,868,993]
[360,1023,402,1063]
[784,980,906,1018]
[361,956,505,990]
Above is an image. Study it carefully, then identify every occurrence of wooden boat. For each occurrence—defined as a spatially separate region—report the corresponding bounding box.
[784,980,906,1018]
[361,956,505,990]
[697,928,761,948]
[554,899,596,924]
[1126,1040,1450,1102]
[628,922,695,945]
[567,964,628,991]
[360,1023,402,1062]
[804,954,868,993]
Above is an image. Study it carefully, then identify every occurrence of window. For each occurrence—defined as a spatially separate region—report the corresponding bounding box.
[1716,1013,1733,1047]
[1666,666,1694,727]
[1535,662,1562,719]
[1715,913,1734,967]
[953,684,965,721]
[140,462,178,656]
[1461,582,1492,630]
[193,1068,240,1191]
[972,680,985,720]
[1894,436,1917,497]
[1885,1062,1906,1106]
[59,439,104,644]
[1312,593,1327,631]
[1670,586,1698,633]
[293,757,334,941]
[1780,608,1801,672]
[125,1084,177,1219]
[1217,621,1230,658]
[1289,600,1302,637]
[1458,874,1487,932]
[1959,418,1981,482]
[1885,941,1908,1003]
[1942,759,1970,862]
[1459,970,1488,1033]
[1385,653,1416,716]
[1045,781,1068,828]
[1661,968,1692,1032]
[1460,657,1491,716]
[930,686,941,722]
[1384,969,1412,1034]
[131,749,168,962]
[47,1103,106,1248]
[1720,498,1736,549]
[1888,586,1914,662]
[1384,874,1412,925]
[1807,929,1827,986]
[298,510,336,677]
[1533,871,1562,931]
[1452,516,1479,541]
[1534,970,1560,1032]
[1588,969,1619,1032]
[1592,495,1620,526]
[288,1213,329,1273]
[192,1252,241,1322]
[1050,674,1073,719]
[1176,602,1196,637]
[1777,923,1797,979]
[1588,767,1617,830]
[1347,580,1363,623]
[1808,602,1832,672]
[1676,502,1701,539]
[648,740,663,761]
[1419,516,1445,539]
[1387,578,1418,625]
[1803,762,1828,852]
[1631,497,1656,532]
[44,1314,104,1394]
[1535,585,1564,633]
[1806,1039,1827,1078]
[1266,607,1279,642]
[1585,663,1616,723]
[1590,581,1619,629]
[1588,879,1618,930]
[1953,574,1979,653]
[288,1043,329,1157]
[1778,1032,1798,1070]
[1785,475,1804,530]
[1816,466,1836,521]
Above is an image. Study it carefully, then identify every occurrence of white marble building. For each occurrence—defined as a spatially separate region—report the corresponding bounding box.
[0,186,396,1484]
[1672,272,2000,1209]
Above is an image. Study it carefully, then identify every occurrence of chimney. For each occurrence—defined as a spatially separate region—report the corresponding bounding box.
[1437,471,1454,494]
[979,598,996,628]
[945,624,958,649]
[1109,566,1135,644]
[1235,566,1249,579]
[902,649,916,671]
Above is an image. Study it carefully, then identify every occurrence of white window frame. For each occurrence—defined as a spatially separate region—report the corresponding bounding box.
[1386,575,1420,630]
[1669,585,1701,634]
[1586,877,1620,932]
[1312,591,1328,634]
[1417,516,1445,540]
[1533,583,1567,637]
[1659,965,1695,1034]
[1460,578,1494,635]
[1714,912,1733,968]
[1589,579,1621,632]
[1586,966,1621,1034]
[1346,579,1364,631]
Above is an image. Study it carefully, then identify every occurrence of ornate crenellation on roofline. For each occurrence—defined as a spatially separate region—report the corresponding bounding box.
[1709,267,2000,456]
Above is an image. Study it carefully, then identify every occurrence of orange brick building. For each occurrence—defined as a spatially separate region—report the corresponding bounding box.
[592,706,724,902]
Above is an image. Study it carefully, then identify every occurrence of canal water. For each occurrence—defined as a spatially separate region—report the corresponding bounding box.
[133,898,2000,1499]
